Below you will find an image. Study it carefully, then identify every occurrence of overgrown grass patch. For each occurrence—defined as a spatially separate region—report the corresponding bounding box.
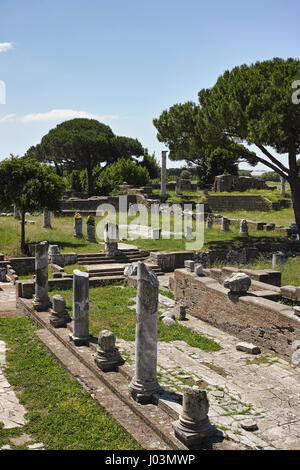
[0,317,140,450]
[50,284,221,352]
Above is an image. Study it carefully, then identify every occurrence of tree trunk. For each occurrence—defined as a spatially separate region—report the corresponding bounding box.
[289,176,300,235]
[21,210,26,254]
[87,165,94,197]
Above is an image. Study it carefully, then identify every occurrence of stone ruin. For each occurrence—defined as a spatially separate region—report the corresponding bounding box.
[213,174,272,193]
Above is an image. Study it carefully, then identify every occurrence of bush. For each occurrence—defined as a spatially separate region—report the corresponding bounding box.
[97,158,150,195]
[260,171,281,182]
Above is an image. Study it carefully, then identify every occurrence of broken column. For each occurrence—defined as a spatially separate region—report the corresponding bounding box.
[223,272,251,293]
[280,176,286,196]
[49,294,71,328]
[73,212,83,238]
[94,330,125,372]
[32,241,51,311]
[160,150,167,198]
[43,209,51,228]
[172,386,218,447]
[14,205,20,220]
[128,262,161,403]
[86,215,97,243]
[69,269,90,346]
[175,177,181,195]
[206,217,213,229]
[221,217,229,232]
[272,251,286,269]
[239,219,248,236]
[104,222,120,255]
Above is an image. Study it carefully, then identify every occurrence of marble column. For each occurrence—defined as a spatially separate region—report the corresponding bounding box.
[32,241,51,311]
[43,209,51,228]
[280,177,286,196]
[14,205,20,220]
[160,151,167,197]
[69,269,90,346]
[129,262,161,403]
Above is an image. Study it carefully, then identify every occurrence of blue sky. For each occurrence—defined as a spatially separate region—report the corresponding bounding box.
[0,0,299,169]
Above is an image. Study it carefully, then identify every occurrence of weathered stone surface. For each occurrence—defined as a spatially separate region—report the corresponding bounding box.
[43,209,51,228]
[86,215,97,243]
[49,294,71,328]
[223,273,251,293]
[184,260,195,272]
[32,241,51,312]
[161,151,167,197]
[94,330,125,372]
[69,269,90,346]
[241,419,258,432]
[239,219,248,236]
[172,305,186,320]
[129,262,161,403]
[236,342,261,355]
[123,263,138,277]
[162,316,176,326]
[195,263,203,277]
[73,213,83,238]
[172,386,218,447]
[221,217,230,232]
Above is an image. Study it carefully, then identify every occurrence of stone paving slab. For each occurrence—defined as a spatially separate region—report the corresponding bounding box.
[0,283,16,316]
[117,294,300,450]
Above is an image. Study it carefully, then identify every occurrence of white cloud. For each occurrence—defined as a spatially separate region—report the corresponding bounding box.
[0,42,13,52]
[20,109,118,123]
[0,113,16,123]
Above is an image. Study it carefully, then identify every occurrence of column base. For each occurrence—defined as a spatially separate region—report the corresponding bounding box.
[49,311,71,328]
[32,296,51,312]
[69,334,91,346]
[128,378,163,404]
[172,418,218,447]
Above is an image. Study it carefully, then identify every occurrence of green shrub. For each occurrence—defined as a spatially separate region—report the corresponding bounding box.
[97,158,150,194]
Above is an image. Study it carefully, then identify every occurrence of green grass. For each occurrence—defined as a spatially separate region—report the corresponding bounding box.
[0,317,140,450]
[49,284,221,352]
[220,207,294,227]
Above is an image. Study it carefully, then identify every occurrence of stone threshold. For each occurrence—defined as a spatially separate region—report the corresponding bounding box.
[17,297,248,450]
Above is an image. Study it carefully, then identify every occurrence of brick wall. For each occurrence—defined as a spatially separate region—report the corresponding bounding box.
[174,269,300,361]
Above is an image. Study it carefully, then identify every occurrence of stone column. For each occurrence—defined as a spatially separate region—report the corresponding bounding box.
[43,209,51,228]
[94,330,125,372]
[14,205,20,220]
[70,269,90,346]
[239,219,248,236]
[32,241,51,311]
[104,222,119,255]
[175,177,181,196]
[280,177,286,196]
[86,215,97,243]
[160,151,167,197]
[129,262,161,403]
[73,213,83,238]
[206,217,213,229]
[172,386,218,447]
[272,251,286,269]
[221,217,229,232]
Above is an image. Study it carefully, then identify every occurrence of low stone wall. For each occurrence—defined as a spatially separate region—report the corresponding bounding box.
[206,195,271,212]
[204,266,282,287]
[174,269,300,361]
[59,195,138,213]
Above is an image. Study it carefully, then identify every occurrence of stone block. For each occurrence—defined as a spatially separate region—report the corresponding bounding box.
[236,342,261,355]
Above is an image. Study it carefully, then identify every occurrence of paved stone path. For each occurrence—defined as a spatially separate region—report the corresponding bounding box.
[118,293,300,450]
[0,282,16,317]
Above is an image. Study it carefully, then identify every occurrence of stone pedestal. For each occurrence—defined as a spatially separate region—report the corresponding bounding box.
[221,217,229,232]
[172,386,218,448]
[175,178,181,195]
[49,294,71,328]
[239,219,248,236]
[14,206,20,220]
[74,213,83,238]
[272,251,286,269]
[206,217,213,229]
[32,241,51,312]
[94,330,125,371]
[0,267,7,282]
[160,151,167,197]
[129,262,162,403]
[69,269,90,346]
[86,215,97,243]
[43,209,51,228]
[104,222,120,255]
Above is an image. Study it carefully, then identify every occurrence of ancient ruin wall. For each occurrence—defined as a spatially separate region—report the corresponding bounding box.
[174,269,300,361]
